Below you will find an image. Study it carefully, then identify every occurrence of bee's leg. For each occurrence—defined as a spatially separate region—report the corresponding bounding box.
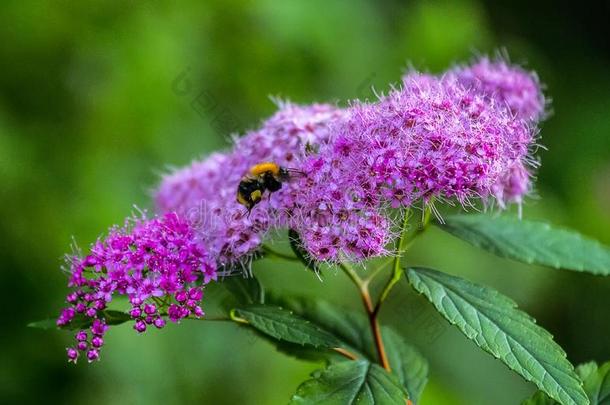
[284,168,305,176]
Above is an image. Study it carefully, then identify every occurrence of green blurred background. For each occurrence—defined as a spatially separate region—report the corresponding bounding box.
[1,1,609,404]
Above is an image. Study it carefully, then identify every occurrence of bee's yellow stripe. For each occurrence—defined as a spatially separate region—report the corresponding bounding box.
[250,162,280,176]
[236,193,248,206]
[250,189,262,201]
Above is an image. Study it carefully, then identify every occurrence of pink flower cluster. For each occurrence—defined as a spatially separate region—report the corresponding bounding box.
[155,102,346,263]
[283,70,539,258]
[450,56,546,122]
[449,57,545,206]
[155,56,544,262]
[58,213,216,363]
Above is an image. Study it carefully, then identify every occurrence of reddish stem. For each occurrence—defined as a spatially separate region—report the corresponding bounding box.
[361,286,391,371]
[339,262,391,372]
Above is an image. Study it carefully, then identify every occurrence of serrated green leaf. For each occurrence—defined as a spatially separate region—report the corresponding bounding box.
[383,328,428,403]
[268,295,375,359]
[222,275,264,305]
[230,296,363,364]
[208,274,265,316]
[233,305,341,348]
[28,310,131,331]
[102,310,132,325]
[437,214,610,275]
[523,361,610,404]
[406,267,588,405]
[27,318,59,330]
[264,295,428,403]
[289,360,407,405]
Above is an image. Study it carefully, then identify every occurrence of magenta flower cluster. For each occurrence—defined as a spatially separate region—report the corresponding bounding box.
[58,213,216,363]
[155,56,545,262]
[450,56,546,122]
[280,71,537,259]
[155,102,346,263]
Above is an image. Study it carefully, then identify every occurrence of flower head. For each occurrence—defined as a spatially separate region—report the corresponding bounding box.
[155,102,346,263]
[58,212,216,363]
[449,56,546,122]
[155,58,545,264]
[387,73,536,205]
[279,73,539,261]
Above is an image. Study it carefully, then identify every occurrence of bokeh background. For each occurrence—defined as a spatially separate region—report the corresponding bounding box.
[2,1,609,404]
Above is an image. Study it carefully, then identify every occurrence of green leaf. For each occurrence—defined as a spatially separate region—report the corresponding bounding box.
[28,310,131,331]
[406,267,588,405]
[268,295,375,359]
[27,318,59,330]
[221,275,264,305]
[437,214,610,275]
[209,274,265,316]
[245,298,373,364]
[289,360,407,405]
[522,391,559,405]
[383,328,429,403]
[102,310,132,325]
[523,361,610,404]
[261,295,429,403]
[233,305,341,348]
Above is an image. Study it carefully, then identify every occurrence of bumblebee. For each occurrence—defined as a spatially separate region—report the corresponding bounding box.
[237,162,294,214]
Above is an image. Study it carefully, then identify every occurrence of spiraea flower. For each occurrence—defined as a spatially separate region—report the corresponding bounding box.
[449,55,546,122]
[58,212,216,363]
[395,73,537,206]
[449,56,546,205]
[155,102,346,263]
[155,57,545,264]
[274,135,394,261]
[280,72,539,261]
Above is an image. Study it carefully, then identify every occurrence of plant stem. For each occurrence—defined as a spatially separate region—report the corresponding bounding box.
[374,205,432,314]
[338,204,434,372]
[189,316,232,322]
[374,210,411,313]
[338,261,365,289]
[333,347,359,361]
[156,313,232,322]
[367,304,391,371]
[339,262,391,371]
[228,309,249,324]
